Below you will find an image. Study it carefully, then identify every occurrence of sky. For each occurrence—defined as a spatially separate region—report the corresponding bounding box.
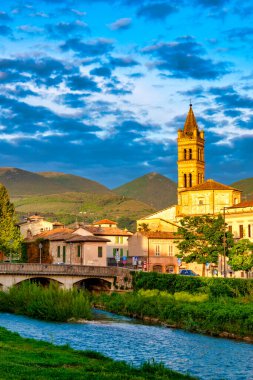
[0,0,253,188]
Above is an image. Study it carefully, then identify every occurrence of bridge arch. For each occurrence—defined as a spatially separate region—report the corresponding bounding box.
[15,276,64,287]
[74,277,112,292]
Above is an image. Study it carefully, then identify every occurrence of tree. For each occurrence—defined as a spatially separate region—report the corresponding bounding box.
[228,239,253,277]
[175,215,234,276]
[0,184,22,260]
[138,223,150,232]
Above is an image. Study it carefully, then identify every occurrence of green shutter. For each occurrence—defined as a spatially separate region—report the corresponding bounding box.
[98,247,103,258]
[113,248,116,256]
[77,245,81,257]
[120,248,123,257]
[57,246,61,258]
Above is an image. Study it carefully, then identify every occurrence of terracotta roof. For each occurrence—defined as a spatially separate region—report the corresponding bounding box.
[137,231,177,239]
[65,235,110,243]
[93,219,117,225]
[181,179,240,192]
[183,104,199,134]
[84,226,132,236]
[227,200,253,209]
[34,228,74,239]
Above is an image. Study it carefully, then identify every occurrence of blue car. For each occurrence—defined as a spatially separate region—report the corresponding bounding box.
[179,269,199,276]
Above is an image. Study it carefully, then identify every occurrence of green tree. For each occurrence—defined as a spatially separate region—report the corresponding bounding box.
[138,223,150,232]
[228,239,253,277]
[0,184,22,260]
[175,215,234,276]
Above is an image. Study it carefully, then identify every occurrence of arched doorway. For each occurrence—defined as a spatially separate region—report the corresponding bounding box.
[153,265,163,273]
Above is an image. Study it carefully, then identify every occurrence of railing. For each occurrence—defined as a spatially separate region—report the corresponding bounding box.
[0,263,130,277]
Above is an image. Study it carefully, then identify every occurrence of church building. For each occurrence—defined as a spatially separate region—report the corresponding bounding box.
[133,104,252,276]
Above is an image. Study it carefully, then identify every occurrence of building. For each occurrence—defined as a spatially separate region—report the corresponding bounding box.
[128,231,178,273]
[18,214,64,238]
[136,104,252,277]
[83,219,132,266]
[25,227,109,266]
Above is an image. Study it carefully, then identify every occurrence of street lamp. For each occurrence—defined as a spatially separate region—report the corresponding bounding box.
[38,243,43,264]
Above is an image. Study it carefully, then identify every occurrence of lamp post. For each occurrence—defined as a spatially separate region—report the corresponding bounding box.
[38,243,43,264]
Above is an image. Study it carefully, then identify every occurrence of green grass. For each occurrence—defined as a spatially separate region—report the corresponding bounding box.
[0,327,197,379]
[93,290,253,339]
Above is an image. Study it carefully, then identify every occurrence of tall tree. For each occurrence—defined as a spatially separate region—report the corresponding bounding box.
[0,184,22,260]
[175,215,234,276]
[228,239,253,277]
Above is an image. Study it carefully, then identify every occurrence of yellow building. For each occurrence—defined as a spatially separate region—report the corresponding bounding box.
[136,104,252,277]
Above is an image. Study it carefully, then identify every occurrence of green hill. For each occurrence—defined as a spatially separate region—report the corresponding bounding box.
[230,178,253,201]
[39,172,112,194]
[0,168,111,196]
[113,172,177,209]
[13,192,155,229]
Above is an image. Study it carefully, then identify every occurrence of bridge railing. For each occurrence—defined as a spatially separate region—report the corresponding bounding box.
[0,263,131,277]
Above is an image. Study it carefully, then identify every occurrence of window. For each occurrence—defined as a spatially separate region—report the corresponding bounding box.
[115,236,119,244]
[98,247,103,258]
[228,225,232,233]
[184,174,187,187]
[77,245,81,257]
[234,198,238,205]
[248,225,251,238]
[189,173,192,187]
[57,246,61,258]
[189,149,192,159]
[120,236,123,244]
[120,248,123,257]
[155,245,160,256]
[198,199,204,205]
[168,246,173,256]
[184,149,187,160]
[239,225,244,238]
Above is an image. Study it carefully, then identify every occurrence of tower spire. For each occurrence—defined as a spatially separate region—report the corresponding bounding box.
[183,103,198,135]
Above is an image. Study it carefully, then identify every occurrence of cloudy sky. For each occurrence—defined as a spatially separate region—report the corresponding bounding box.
[0,0,252,188]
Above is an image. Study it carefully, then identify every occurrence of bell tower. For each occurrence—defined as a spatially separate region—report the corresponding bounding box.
[177,104,205,201]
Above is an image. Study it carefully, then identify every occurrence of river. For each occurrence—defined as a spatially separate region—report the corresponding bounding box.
[0,310,252,380]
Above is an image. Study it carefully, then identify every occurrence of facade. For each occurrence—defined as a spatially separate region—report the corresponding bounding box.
[128,231,178,273]
[25,227,109,266]
[83,219,132,266]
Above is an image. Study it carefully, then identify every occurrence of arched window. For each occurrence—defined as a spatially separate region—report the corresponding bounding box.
[189,173,192,187]
[184,149,187,160]
[184,174,187,187]
[189,149,192,159]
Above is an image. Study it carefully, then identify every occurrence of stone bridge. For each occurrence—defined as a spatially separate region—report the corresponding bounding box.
[0,263,133,291]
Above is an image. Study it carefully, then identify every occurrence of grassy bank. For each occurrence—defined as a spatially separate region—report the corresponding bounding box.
[0,327,197,379]
[93,289,253,340]
[0,282,91,322]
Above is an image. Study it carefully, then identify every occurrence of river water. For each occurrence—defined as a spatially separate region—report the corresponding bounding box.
[0,310,252,380]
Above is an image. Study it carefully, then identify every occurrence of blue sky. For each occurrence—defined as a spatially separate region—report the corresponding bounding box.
[0,0,253,188]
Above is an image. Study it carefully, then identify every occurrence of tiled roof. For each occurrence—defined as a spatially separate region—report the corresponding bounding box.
[93,219,117,225]
[228,200,253,208]
[137,231,177,239]
[34,228,74,239]
[84,226,132,236]
[65,235,110,243]
[182,179,240,192]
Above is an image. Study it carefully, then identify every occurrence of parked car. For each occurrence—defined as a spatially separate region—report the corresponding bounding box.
[179,269,199,276]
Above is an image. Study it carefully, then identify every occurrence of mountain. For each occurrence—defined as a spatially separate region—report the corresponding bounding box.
[113,172,177,210]
[230,178,253,201]
[0,168,111,196]
[38,172,111,195]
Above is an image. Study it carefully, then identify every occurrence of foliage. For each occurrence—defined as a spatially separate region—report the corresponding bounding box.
[228,239,253,273]
[0,282,91,322]
[0,184,22,258]
[132,271,253,297]
[0,327,197,380]
[138,223,150,232]
[175,215,234,269]
[94,289,253,338]
[117,216,136,232]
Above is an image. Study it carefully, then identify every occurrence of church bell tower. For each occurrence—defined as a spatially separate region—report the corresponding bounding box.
[177,104,205,201]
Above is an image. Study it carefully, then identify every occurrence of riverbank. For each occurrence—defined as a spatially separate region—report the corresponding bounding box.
[93,290,253,343]
[0,326,197,380]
